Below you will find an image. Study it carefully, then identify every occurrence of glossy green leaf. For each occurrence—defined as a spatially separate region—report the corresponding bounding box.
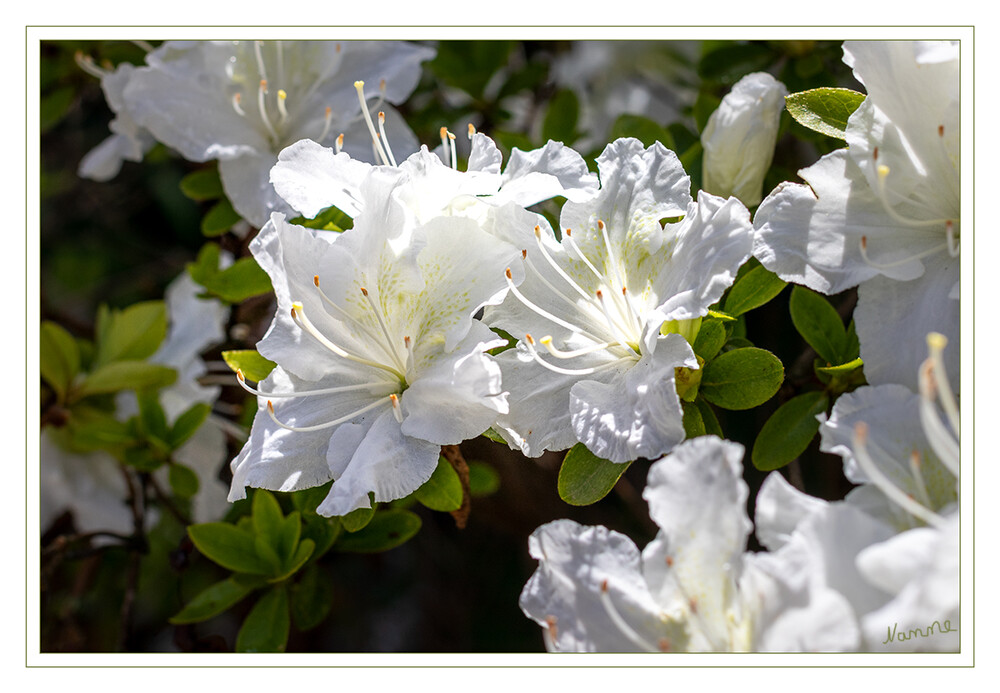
[815,357,864,377]
[695,398,724,439]
[557,443,632,506]
[291,204,354,233]
[199,257,273,304]
[341,500,376,532]
[40,321,80,401]
[752,391,829,471]
[785,87,867,140]
[290,563,334,632]
[77,361,177,398]
[221,349,276,384]
[169,575,261,625]
[200,197,242,237]
[692,319,727,362]
[413,456,463,512]
[681,400,706,440]
[235,585,290,653]
[699,347,784,410]
[136,388,169,442]
[179,167,225,201]
[299,512,341,563]
[723,263,787,317]
[188,522,273,575]
[272,539,314,582]
[168,463,200,499]
[481,427,507,444]
[334,509,422,553]
[789,285,848,366]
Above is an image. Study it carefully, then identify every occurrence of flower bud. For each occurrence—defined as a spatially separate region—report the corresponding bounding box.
[700,72,787,207]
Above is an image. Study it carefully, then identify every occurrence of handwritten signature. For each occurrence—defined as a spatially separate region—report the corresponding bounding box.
[883,620,957,645]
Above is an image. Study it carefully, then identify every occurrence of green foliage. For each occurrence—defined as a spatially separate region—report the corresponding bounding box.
[698,347,784,410]
[557,443,631,506]
[94,300,167,368]
[698,41,776,85]
[542,88,580,144]
[179,167,225,201]
[167,402,212,449]
[222,349,277,383]
[169,574,263,625]
[788,285,851,366]
[291,204,354,233]
[430,41,513,101]
[200,197,243,237]
[187,242,273,304]
[77,361,177,398]
[723,261,788,317]
[168,463,200,498]
[784,88,866,140]
[467,461,501,498]
[333,508,422,553]
[340,500,376,533]
[40,320,81,402]
[290,563,334,632]
[235,585,290,653]
[751,391,829,471]
[413,456,464,512]
[692,319,727,362]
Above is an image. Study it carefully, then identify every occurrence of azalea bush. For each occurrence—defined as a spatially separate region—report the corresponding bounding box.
[39,38,961,654]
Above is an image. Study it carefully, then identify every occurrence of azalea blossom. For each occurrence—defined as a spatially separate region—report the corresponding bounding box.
[228,168,522,516]
[701,71,787,207]
[485,137,753,463]
[520,436,860,652]
[121,40,434,227]
[269,103,599,234]
[75,53,156,182]
[753,41,960,389]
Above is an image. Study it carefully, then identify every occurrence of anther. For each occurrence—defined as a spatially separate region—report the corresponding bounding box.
[232,92,246,117]
[316,106,333,143]
[377,111,397,166]
[468,123,476,139]
[938,124,945,137]
[335,133,344,154]
[389,393,404,423]
[354,80,390,166]
[277,89,289,123]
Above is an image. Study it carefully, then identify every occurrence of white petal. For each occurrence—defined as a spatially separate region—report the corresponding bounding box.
[569,334,695,463]
[495,139,599,207]
[855,249,960,391]
[753,471,829,552]
[519,519,687,652]
[640,436,752,647]
[270,139,372,219]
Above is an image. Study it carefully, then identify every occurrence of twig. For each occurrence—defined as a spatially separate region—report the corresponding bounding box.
[441,444,471,529]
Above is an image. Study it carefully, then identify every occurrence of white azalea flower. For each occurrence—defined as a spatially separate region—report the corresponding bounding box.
[701,71,787,207]
[520,436,859,652]
[228,169,522,516]
[753,41,960,390]
[75,54,156,182]
[42,272,232,534]
[269,102,599,233]
[486,138,753,463]
[122,40,434,227]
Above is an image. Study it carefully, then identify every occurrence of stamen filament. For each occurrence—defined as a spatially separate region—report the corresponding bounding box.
[524,335,629,376]
[505,269,607,343]
[439,127,450,167]
[908,451,936,511]
[277,89,289,124]
[232,92,246,117]
[596,290,637,351]
[389,393,404,423]
[539,335,617,359]
[236,369,397,399]
[360,286,406,373]
[533,227,592,303]
[853,422,946,529]
[74,52,107,79]
[317,107,333,143]
[448,130,458,171]
[874,165,954,228]
[291,302,403,378]
[918,360,960,477]
[926,332,960,438]
[859,235,949,270]
[598,219,628,296]
[599,580,659,653]
[253,41,269,83]
[258,80,280,143]
[354,80,390,166]
[267,396,391,432]
[377,111,397,167]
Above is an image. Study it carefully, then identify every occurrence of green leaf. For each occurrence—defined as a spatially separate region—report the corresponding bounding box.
[272,539,314,582]
[430,40,513,100]
[698,42,775,84]
[467,461,500,498]
[341,500,375,532]
[815,357,864,377]
[188,523,273,575]
[542,88,580,144]
[695,398,724,438]
[179,167,225,201]
[723,263,787,317]
[200,197,242,237]
[290,563,334,632]
[299,512,341,563]
[481,427,507,444]
[236,585,290,653]
[784,87,867,140]
[751,391,829,471]
[557,443,632,506]
[699,347,784,410]
[40,321,80,402]
[291,204,354,232]
[168,463,200,498]
[334,509,422,553]
[788,285,848,366]
[168,402,212,449]
[221,349,276,383]
[251,490,286,572]
[681,400,706,439]
[40,86,76,134]
[413,456,463,512]
[198,257,273,304]
[136,388,169,442]
[692,319,727,362]
[609,114,675,150]
[274,512,303,569]
[64,407,135,451]
[94,301,167,367]
[124,444,164,472]
[169,575,261,625]
[76,361,177,398]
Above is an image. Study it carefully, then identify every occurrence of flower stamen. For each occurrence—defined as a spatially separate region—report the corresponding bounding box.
[317,107,333,143]
[258,80,280,143]
[266,396,391,432]
[599,579,659,653]
[523,334,629,376]
[377,111,398,167]
[353,80,390,166]
[236,368,397,400]
[859,235,949,270]
[360,286,407,373]
[290,301,403,378]
[504,269,606,344]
